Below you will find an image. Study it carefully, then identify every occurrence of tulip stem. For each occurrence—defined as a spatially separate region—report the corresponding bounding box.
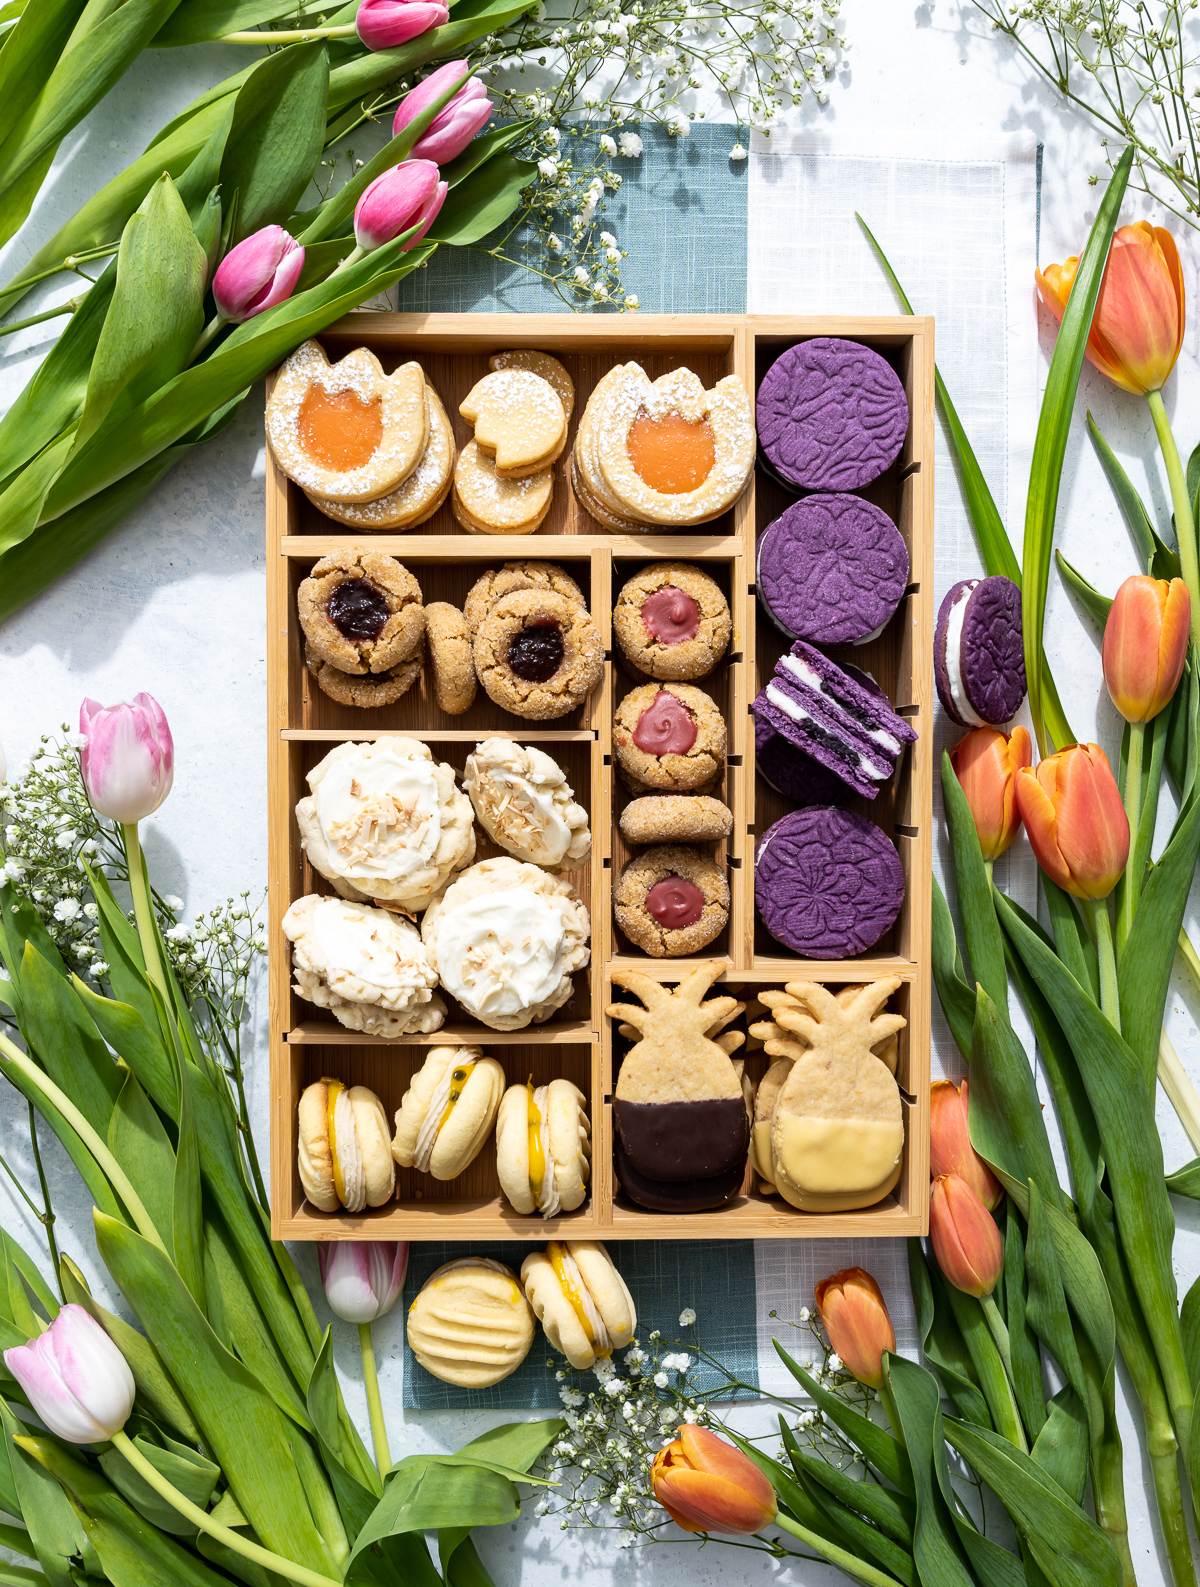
[218,21,356,40]
[1117,719,1145,958]
[121,824,172,1014]
[188,316,224,364]
[876,1379,903,1444]
[979,1293,1014,1382]
[1086,897,1121,1034]
[110,1431,342,1587]
[358,1322,391,1477]
[1147,388,1200,650]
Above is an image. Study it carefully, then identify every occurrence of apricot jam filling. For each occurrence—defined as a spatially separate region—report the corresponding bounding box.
[626,407,716,494]
[297,387,384,471]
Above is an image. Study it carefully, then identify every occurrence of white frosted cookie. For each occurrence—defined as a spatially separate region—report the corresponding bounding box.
[421,856,590,1031]
[460,368,566,477]
[408,1258,534,1387]
[296,739,476,912]
[520,1242,635,1370]
[392,1047,505,1179]
[297,1077,394,1213]
[496,1079,591,1217]
[452,440,554,535]
[595,364,755,527]
[463,739,591,871]
[306,388,455,529]
[283,894,446,1038]
[489,350,575,422]
[266,341,429,503]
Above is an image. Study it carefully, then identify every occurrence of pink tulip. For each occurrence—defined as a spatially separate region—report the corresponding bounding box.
[318,1242,408,1324]
[5,1305,135,1444]
[79,694,173,824]
[353,160,447,253]
[355,0,448,51]
[393,62,492,163]
[212,226,304,324]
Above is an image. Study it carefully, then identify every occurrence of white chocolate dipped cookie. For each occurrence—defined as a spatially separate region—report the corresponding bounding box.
[460,368,566,478]
[452,440,554,535]
[463,739,591,871]
[297,1077,394,1213]
[296,739,475,913]
[421,856,590,1031]
[407,1258,534,1387]
[520,1241,635,1370]
[283,894,446,1038]
[266,341,429,503]
[306,388,455,530]
[496,1079,591,1218]
[392,1047,505,1179]
[489,349,575,422]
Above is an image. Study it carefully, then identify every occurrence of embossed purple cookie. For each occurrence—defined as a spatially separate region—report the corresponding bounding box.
[754,806,905,958]
[755,715,855,806]
[934,576,1026,727]
[757,494,909,645]
[757,338,909,491]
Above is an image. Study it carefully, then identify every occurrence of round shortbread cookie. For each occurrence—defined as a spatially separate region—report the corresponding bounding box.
[424,603,476,715]
[452,440,554,534]
[407,1258,534,1387]
[306,389,455,530]
[460,368,566,477]
[490,349,575,421]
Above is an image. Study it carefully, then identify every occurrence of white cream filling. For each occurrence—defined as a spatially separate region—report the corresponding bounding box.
[944,582,987,727]
[436,888,565,1020]
[413,1068,457,1174]
[533,1086,560,1218]
[315,747,443,885]
[332,1089,366,1212]
[778,654,902,754]
[765,683,886,781]
[558,1249,609,1351]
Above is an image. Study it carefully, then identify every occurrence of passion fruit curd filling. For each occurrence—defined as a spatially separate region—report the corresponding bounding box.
[325,1079,347,1205]
[413,1060,478,1172]
[645,874,705,928]
[548,1242,610,1354]
[326,577,390,641]
[507,621,565,682]
[296,385,384,471]
[626,407,716,494]
[641,586,701,644]
[527,1081,546,1202]
[632,692,697,755]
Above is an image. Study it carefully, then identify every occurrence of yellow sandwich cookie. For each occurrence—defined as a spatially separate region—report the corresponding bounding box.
[391,1047,505,1180]
[520,1241,635,1370]
[495,1078,591,1217]
[407,1258,534,1387]
[297,1077,394,1213]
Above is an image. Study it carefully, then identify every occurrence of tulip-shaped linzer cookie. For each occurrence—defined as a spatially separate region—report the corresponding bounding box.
[761,979,906,1212]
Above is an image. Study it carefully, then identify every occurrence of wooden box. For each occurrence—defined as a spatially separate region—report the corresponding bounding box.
[266,313,934,1242]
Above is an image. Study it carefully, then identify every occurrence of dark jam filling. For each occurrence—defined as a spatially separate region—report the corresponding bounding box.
[327,578,389,641]
[508,621,565,682]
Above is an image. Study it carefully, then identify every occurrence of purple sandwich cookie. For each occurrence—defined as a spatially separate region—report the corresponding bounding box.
[755,806,905,958]
[757,338,910,492]
[756,494,909,646]
[755,715,855,807]
[935,576,1026,727]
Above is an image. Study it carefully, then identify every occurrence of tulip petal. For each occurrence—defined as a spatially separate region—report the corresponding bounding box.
[657,1466,775,1533]
[5,1305,134,1444]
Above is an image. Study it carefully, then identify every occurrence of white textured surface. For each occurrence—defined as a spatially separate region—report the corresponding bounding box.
[0,5,1198,1584]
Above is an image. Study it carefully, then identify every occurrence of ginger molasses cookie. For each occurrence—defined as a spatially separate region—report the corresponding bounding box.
[306,388,455,531]
[614,844,729,957]
[464,561,586,632]
[298,549,424,675]
[613,562,731,680]
[474,589,603,720]
[619,794,732,846]
[613,682,725,793]
[305,640,424,709]
[452,439,554,535]
[424,603,476,715]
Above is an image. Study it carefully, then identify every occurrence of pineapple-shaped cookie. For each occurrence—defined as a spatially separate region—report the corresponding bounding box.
[608,961,750,1211]
[757,979,905,1212]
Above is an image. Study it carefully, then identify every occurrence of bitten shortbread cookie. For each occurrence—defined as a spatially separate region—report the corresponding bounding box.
[496,1079,591,1217]
[460,368,567,478]
[521,1241,635,1369]
[464,739,591,871]
[297,1077,394,1213]
[452,440,554,535]
[489,350,575,421]
[407,1258,534,1387]
[267,341,429,502]
[296,738,475,912]
[282,894,446,1038]
[392,1047,505,1180]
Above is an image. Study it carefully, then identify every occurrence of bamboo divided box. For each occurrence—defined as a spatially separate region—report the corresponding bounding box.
[266,313,934,1243]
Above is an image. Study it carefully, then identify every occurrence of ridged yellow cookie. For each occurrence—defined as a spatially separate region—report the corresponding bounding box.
[407,1258,534,1387]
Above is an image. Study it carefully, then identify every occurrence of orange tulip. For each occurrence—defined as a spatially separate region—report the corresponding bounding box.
[949,726,1032,860]
[1014,744,1129,900]
[814,1268,896,1390]
[929,1080,1003,1211]
[929,1174,1003,1299]
[1037,221,1184,395]
[1103,574,1190,723]
[651,1424,778,1535]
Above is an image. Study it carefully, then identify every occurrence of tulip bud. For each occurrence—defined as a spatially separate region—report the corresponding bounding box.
[318,1241,408,1324]
[949,726,1032,860]
[5,1305,135,1444]
[813,1268,896,1390]
[929,1175,1003,1299]
[79,694,174,824]
[1103,574,1190,724]
[929,1080,1003,1210]
[1014,744,1128,900]
[353,161,447,254]
[651,1425,777,1534]
[355,0,448,51]
[393,63,492,164]
[212,226,305,324]
[1036,222,1184,396]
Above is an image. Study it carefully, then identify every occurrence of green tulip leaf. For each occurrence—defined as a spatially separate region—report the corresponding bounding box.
[439,120,534,188]
[220,39,328,244]
[0,1036,123,1223]
[73,983,175,1121]
[791,1460,918,1586]
[0,431,76,564]
[932,876,975,1061]
[881,1356,975,1587]
[1030,1387,1088,1506]
[1182,1272,1200,1392]
[1023,1181,1097,1443]
[98,1435,219,1536]
[908,1238,993,1430]
[107,1067,176,1244]
[0,0,85,133]
[940,752,1007,1012]
[205,1216,312,1432]
[347,1463,516,1580]
[154,0,299,44]
[306,1328,381,1533]
[773,1342,914,1497]
[170,1052,206,1312]
[781,1422,914,1546]
[1086,412,1174,576]
[0,880,66,984]
[1054,550,1112,630]
[1167,1157,1200,1201]
[440,1533,499,1587]
[968,985,1062,1210]
[1003,1207,1048,1442]
[0,1404,87,1587]
[426,149,536,247]
[1040,877,1100,1003]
